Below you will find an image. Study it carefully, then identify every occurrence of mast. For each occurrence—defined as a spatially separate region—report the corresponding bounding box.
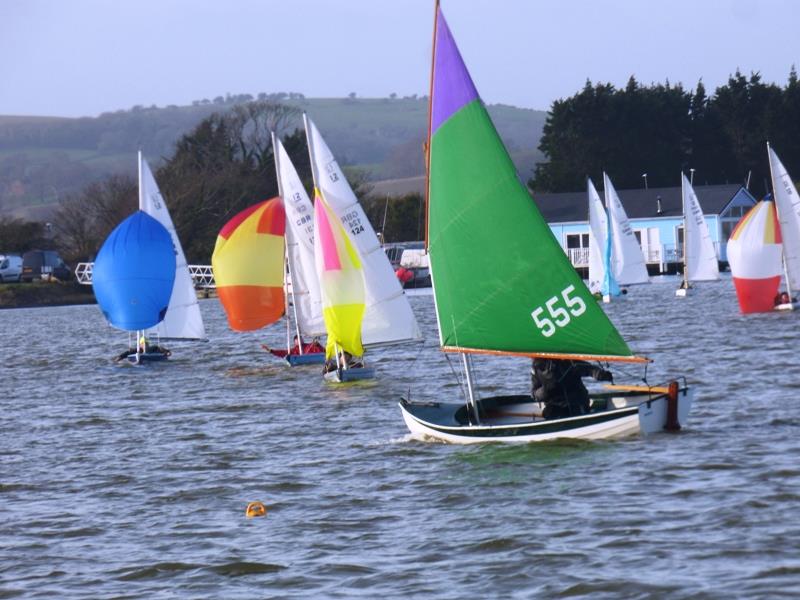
[461,353,480,424]
[681,173,689,288]
[424,0,440,251]
[767,141,793,300]
[137,151,144,354]
[137,150,144,210]
[272,131,304,352]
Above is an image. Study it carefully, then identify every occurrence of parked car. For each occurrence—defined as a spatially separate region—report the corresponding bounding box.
[20,250,72,282]
[0,255,23,282]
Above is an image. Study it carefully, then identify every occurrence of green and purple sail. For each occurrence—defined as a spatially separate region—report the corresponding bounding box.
[427,6,640,362]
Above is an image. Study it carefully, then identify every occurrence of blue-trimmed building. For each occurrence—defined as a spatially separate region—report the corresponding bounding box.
[368,177,758,272]
[533,183,757,273]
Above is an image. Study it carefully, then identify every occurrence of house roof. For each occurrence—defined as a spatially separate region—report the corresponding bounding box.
[367,175,756,222]
[532,183,751,222]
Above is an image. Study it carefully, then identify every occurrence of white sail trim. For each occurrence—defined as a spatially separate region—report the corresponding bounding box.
[681,174,720,282]
[768,146,800,292]
[305,116,421,346]
[603,173,650,285]
[275,139,326,337]
[587,178,607,294]
[139,153,207,340]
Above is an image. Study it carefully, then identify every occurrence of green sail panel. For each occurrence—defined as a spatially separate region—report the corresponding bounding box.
[428,100,633,358]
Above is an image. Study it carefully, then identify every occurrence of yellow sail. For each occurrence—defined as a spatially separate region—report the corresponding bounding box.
[313,189,365,359]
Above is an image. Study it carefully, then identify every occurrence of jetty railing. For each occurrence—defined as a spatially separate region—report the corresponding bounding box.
[74,262,216,289]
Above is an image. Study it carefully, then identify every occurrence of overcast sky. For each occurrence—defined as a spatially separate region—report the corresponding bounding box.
[1,0,798,118]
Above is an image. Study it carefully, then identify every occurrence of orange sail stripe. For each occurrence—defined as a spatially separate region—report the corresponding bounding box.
[217,286,285,331]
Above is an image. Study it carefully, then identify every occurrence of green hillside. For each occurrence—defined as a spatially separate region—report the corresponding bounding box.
[0,96,546,218]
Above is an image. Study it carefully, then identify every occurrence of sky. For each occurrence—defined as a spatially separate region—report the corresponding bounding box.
[1,0,799,118]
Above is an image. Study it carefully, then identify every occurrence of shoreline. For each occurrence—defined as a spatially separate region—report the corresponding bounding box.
[0,282,97,309]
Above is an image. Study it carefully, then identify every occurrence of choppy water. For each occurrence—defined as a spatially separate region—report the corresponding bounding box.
[1,276,799,599]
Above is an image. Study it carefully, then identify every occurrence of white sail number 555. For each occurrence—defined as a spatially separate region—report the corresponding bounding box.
[531,284,586,338]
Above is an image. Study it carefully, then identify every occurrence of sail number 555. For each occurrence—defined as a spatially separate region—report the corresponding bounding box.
[531,284,587,338]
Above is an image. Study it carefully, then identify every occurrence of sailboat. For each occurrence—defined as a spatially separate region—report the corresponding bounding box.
[727,197,783,313]
[313,182,373,382]
[93,211,176,364]
[303,115,422,382]
[138,152,207,344]
[602,173,649,301]
[212,137,327,366]
[767,143,800,311]
[675,173,720,297]
[398,4,692,443]
[587,177,621,301]
[270,133,327,364]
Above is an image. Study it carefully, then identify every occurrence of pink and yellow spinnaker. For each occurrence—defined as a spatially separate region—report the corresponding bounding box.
[313,189,365,359]
[212,198,286,331]
[727,198,783,314]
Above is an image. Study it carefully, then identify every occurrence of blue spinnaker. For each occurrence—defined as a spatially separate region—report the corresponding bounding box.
[93,210,176,331]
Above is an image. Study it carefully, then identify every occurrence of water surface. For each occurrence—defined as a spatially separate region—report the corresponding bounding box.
[1,277,799,598]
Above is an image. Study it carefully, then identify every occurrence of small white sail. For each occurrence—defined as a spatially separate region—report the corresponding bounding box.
[303,115,421,346]
[273,136,325,337]
[587,178,607,294]
[767,144,800,293]
[681,173,720,282]
[139,152,207,340]
[603,173,649,285]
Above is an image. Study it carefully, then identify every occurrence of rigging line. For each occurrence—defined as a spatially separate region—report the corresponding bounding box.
[404,337,429,402]
[443,351,469,406]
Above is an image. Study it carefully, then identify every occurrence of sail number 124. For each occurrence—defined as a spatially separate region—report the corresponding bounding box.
[531,284,587,338]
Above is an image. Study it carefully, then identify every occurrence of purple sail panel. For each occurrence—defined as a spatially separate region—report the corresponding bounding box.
[431,8,480,134]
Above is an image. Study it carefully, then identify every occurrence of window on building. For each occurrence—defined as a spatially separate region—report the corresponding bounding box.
[566,233,589,249]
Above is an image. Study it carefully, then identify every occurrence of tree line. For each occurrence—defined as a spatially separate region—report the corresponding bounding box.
[0,100,427,265]
[530,68,800,196]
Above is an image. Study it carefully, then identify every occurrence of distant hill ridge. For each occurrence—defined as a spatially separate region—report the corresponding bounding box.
[0,96,546,218]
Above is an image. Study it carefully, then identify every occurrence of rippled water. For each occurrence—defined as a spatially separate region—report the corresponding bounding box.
[2,276,799,598]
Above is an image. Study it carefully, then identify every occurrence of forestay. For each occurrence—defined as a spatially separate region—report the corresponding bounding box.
[138,152,207,340]
[427,11,640,362]
[303,115,421,347]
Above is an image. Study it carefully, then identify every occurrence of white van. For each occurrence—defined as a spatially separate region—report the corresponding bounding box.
[0,255,23,282]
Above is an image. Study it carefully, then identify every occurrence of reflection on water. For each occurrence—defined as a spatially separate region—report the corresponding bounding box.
[1,275,799,598]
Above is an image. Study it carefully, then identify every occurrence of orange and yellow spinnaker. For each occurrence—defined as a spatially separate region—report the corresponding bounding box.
[212,198,286,331]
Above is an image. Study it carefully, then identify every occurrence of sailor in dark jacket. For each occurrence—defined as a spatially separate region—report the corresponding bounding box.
[531,358,613,419]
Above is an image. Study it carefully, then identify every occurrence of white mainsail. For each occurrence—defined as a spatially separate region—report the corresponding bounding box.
[303,114,421,346]
[767,144,800,293]
[272,134,325,337]
[681,173,720,282]
[138,152,206,340]
[587,177,607,294]
[603,173,649,285]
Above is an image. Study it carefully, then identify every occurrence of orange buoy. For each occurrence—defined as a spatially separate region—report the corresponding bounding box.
[245,501,267,518]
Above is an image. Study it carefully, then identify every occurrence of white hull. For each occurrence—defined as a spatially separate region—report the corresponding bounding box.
[774,301,798,312]
[675,288,688,297]
[400,387,693,444]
